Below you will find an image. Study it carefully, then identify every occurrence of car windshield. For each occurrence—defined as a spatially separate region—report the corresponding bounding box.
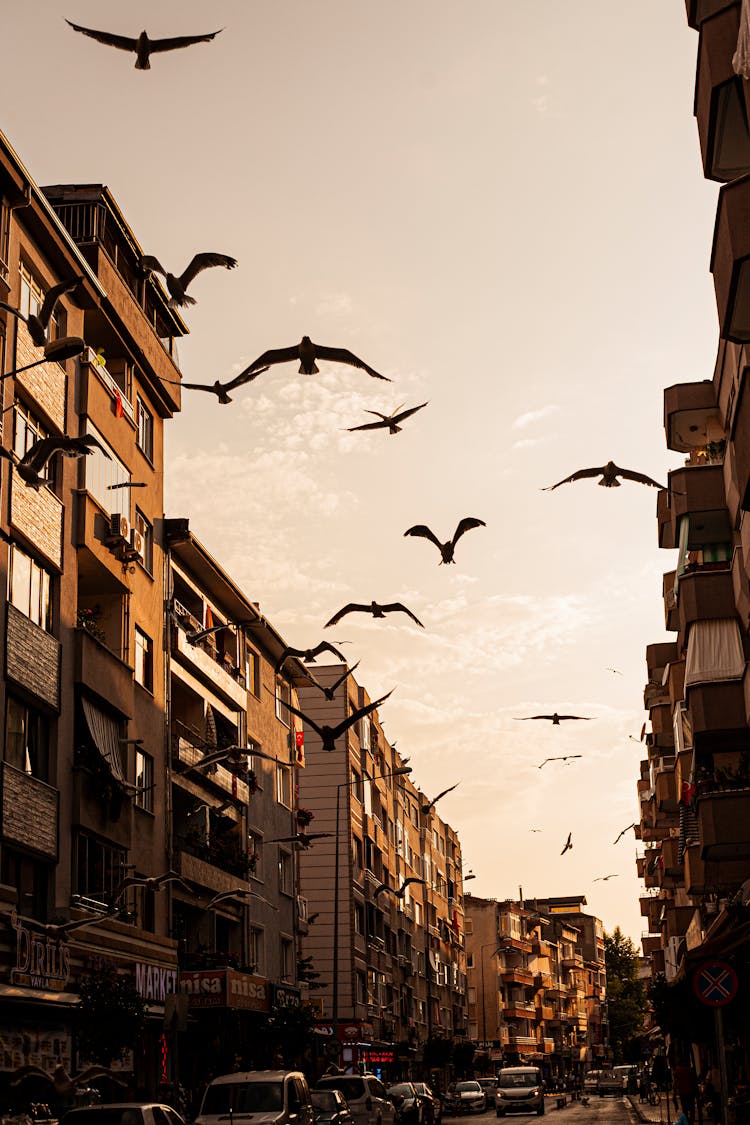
[388,1087,413,1097]
[456,1084,480,1093]
[497,1075,539,1089]
[318,1081,365,1103]
[312,1093,339,1112]
[201,1083,284,1114]
[412,1087,430,1096]
[63,1113,147,1125]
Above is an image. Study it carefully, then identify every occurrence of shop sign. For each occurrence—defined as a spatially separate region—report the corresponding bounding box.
[0,1027,72,1073]
[365,1051,394,1064]
[9,910,70,991]
[135,961,178,1003]
[226,969,269,1012]
[179,969,269,1011]
[271,984,301,1009]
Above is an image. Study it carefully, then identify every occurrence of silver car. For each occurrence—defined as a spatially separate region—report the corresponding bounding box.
[494,1068,544,1117]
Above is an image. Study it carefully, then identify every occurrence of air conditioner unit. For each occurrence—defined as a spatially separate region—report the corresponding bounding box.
[130,528,144,558]
[107,512,129,542]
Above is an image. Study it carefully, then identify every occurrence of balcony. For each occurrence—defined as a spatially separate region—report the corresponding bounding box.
[536,1004,554,1021]
[669,464,728,523]
[74,626,133,718]
[697,787,750,858]
[655,760,679,813]
[661,835,682,877]
[664,905,697,939]
[172,737,249,802]
[688,678,747,742]
[686,0,740,30]
[664,381,722,452]
[712,173,750,342]
[171,624,247,710]
[695,5,750,181]
[663,571,679,631]
[1,762,58,860]
[174,834,252,888]
[658,491,676,550]
[501,969,534,986]
[641,934,662,956]
[6,605,60,712]
[729,372,750,509]
[677,567,735,647]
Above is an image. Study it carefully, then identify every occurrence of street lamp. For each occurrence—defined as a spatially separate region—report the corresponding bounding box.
[1,335,85,381]
[332,765,412,1042]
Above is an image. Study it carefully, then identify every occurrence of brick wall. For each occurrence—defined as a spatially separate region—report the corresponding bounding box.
[9,469,63,568]
[6,603,60,710]
[2,761,58,859]
[14,321,67,432]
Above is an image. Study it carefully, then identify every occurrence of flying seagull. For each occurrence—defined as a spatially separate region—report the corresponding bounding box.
[276,690,394,753]
[537,755,583,769]
[543,461,670,491]
[267,833,333,849]
[112,870,192,903]
[325,601,424,628]
[160,365,271,404]
[42,908,124,941]
[304,661,361,702]
[0,433,108,490]
[374,877,426,900]
[420,783,459,814]
[592,874,620,882]
[629,723,647,743]
[141,253,237,308]
[613,823,638,845]
[186,619,251,645]
[348,401,428,434]
[190,744,249,772]
[515,713,591,725]
[274,640,350,674]
[560,833,573,856]
[529,828,542,833]
[606,667,623,675]
[0,276,82,346]
[404,517,486,564]
[65,20,222,69]
[204,889,278,911]
[236,336,390,382]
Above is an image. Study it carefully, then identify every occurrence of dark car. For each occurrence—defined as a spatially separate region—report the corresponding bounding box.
[312,1090,354,1125]
[387,1084,425,1125]
[62,1106,186,1125]
[412,1083,442,1125]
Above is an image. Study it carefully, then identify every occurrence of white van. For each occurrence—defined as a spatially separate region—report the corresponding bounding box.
[494,1068,544,1117]
[196,1070,315,1125]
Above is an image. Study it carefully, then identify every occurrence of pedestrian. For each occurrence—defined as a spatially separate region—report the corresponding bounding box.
[702,1064,721,1121]
[673,1060,699,1125]
[640,1071,652,1104]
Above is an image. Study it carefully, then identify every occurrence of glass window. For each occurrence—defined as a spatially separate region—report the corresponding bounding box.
[278,849,293,896]
[134,626,153,692]
[275,679,291,725]
[136,396,154,461]
[280,936,294,982]
[248,830,263,881]
[8,544,51,631]
[20,264,65,341]
[13,402,47,461]
[249,925,265,975]
[84,422,130,517]
[275,765,292,808]
[134,749,154,812]
[134,508,153,572]
[246,649,260,696]
[74,831,128,902]
[5,696,49,779]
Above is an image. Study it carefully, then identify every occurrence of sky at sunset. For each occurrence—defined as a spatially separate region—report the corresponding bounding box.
[3,2,720,943]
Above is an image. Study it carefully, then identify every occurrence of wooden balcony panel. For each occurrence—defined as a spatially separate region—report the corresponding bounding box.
[677,568,736,650]
[663,571,678,631]
[669,465,728,521]
[686,0,738,31]
[697,788,750,858]
[712,173,750,343]
[689,678,747,741]
[695,7,750,181]
[74,627,133,718]
[641,934,662,956]
[1,762,58,860]
[664,381,721,452]
[658,491,676,550]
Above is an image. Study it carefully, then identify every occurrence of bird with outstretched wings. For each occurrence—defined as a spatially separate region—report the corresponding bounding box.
[237,336,390,381]
[267,833,333,848]
[274,640,350,674]
[142,252,237,308]
[537,755,582,769]
[514,713,590,725]
[404,517,486,565]
[613,823,638,845]
[420,783,459,814]
[629,723,647,743]
[0,433,109,490]
[324,601,424,628]
[0,277,82,347]
[65,20,222,69]
[185,618,252,646]
[348,401,428,434]
[592,874,619,882]
[560,833,573,855]
[543,460,669,492]
[276,691,393,753]
[112,870,192,904]
[161,365,271,404]
[304,661,361,702]
[374,877,426,899]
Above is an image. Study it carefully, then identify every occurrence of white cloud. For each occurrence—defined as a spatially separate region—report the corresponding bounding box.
[512,403,560,430]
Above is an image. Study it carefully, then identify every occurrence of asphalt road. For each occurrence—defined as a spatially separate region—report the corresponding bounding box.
[444,1096,637,1125]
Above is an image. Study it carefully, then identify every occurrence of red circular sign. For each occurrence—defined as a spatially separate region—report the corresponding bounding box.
[693,960,739,1007]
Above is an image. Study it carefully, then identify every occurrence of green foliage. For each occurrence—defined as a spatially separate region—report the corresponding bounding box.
[264,1002,317,1065]
[452,1038,477,1077]
[604,927,647,1062]
[76,967,146,1065]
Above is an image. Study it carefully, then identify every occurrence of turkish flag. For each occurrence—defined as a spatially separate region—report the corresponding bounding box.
[113,388,125,418]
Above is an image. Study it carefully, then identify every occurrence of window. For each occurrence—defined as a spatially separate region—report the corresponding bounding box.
[134,749,154,812]
[275,679,291,725]
[13,402,47,460]
[246,648,260,696]
[8,543,51,630]
[20,265,65,342]
[74,831,128,903]
[5,696,49,779]
[355,902,365,935]
[356,971,367,1004]
[275,764,292,808]
[136,396,153,461]
[134,626,153,691]
[280,936,294,982]
[359,714,370,749]
[84,422,130,517]
[351,767,363,803]
[0,198,9,280]
[278,849,293,896]
[465,918,474,935]
[248,830,263,881]
[249,925,265,974]
[1,848,48,921]
[134,508,153,573]
[414,901,423,926]
[466,953,474,969]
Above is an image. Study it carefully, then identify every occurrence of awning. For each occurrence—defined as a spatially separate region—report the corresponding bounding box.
[685,618,746,688]
[0,983,79,1005]
[81,697,125,781]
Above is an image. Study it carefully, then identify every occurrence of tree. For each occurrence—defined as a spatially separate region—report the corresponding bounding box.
[604,927,647,1062]
[76,966,146,1065]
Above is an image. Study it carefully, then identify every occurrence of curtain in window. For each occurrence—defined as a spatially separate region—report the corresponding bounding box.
[81,697,125,781]
[685,618,746,687]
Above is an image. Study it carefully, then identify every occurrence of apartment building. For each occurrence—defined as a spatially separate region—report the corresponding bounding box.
[296,666,468,1078]
[635,0,750,1083]
[464,895,607,1081]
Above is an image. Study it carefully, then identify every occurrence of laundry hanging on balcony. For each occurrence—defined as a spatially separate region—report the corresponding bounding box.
[685,618,746,687]
[734,0,750,79]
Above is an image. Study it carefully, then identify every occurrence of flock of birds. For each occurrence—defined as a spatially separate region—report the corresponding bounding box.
[0,16,666,934]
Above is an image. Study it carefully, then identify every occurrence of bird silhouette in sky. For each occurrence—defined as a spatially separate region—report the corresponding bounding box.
[161,365,271,404]
[274,640,350,674]
[204,889,278,911]
[561,833,573,855]
[347,401,428,434]
[537,755,583,769]
[112,871,192,903]
[267,833,333,848]
[141,252,237,307]
[629,723,647,743]
[238,336,390,381]
[420,783,459,814]
[592,874,619,882]
[404,517,486,564]
[325,601,424,628]
[305,661,361,702]
[515,713,591,725]
[374,877,426,899]
[529,828,542,833]
[613,823,638,845]
[606,667,623,675]
[276,691,393,753]
[543,461,670,491]
[0,276,82,346]
[0,433,108,490]
[65,20,222,69]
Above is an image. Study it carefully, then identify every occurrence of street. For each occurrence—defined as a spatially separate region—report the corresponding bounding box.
[448,1097,640,1125]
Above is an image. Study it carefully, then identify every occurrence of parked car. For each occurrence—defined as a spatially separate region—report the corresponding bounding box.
[582,1072,601,1096]
[386,1084,426,1125]
[311,1090,354,1125]
[494,1068,544,1117]
[195,1070,314,1125]
[449,1083,486,1116]
[476,1080,498,1101]
[612,1066,638,1093]
[595,1071,623,1098]
[316,1074,395,1125]
[62,1107,185,1125]
[412,1083,442,1125]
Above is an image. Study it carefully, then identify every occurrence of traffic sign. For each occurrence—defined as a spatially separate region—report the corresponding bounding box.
[692,960,739,1007]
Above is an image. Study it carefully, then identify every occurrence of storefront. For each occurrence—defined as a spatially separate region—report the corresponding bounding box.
[178,968,270,1091]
